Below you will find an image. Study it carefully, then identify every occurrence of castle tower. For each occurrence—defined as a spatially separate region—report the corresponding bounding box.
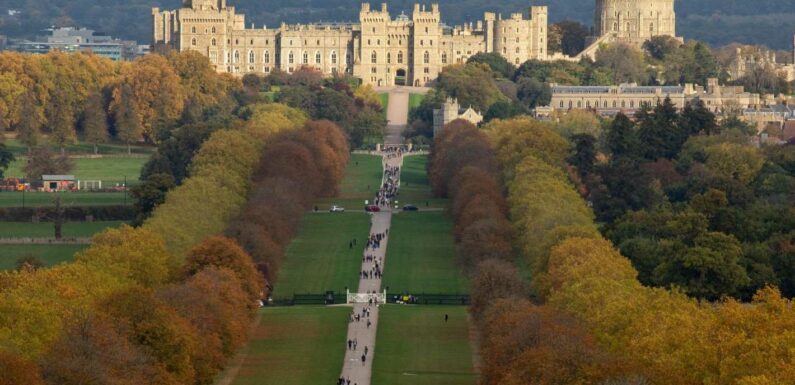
[411,3,441,87]
[595,0,676,43]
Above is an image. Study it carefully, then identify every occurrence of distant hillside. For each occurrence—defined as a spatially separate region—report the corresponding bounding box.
[1,0,795,50]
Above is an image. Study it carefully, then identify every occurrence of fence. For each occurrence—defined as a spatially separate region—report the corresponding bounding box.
[266,292,470,306]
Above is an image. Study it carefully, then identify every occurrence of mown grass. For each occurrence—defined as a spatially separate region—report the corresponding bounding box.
[372,305,477,385]
[225,306,349,385]
[317,153,383,211]
[409,93,425,111]
[0,221,124,238]
[398,155,447,209]
[0,244,88,270]
[272,213,371,297]
[2,138,155,156]
[5,157,147,186]
[0,191,131,207]
[383,211,469,294]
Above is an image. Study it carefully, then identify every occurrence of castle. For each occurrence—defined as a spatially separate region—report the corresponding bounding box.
[153,0,548,87]
[153,0,680,85]
[578,0,679,60]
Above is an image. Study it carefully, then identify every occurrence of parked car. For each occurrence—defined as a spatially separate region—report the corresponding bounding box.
[365,205,381,212]
[329,205,345,213]
[402,204,419,211]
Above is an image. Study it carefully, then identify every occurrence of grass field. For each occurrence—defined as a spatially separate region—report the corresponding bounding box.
[0,221,124,238]
[409,93,425,111]
[372,305,477,385]
[272,213,371,297]
[0,244,88,270]
[383,211,469,294]
[2,138,156,156]
[0,191,131,207]
[5,157,147,186]
[317,153,383,210]
[398,155,447,209]
[380,93,389,115]
[225,307,349,385]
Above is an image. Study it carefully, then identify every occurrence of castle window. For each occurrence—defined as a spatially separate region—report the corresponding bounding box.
[212,27,216,33]
[613,23,618,31]
[368,39,371,45]
[331,52,337,64]
[233,50,240,63]
[420,40,424,46]
[303,51,309,64]
[423,51,429,64]
[191,26,196,33]
[211,38,216,46]
[317,40,320,45]
[516,37,519,43]
[248,50,255,63]
[441,52,447,64]
[191,38,197,46]
[424,67,429,74]
[371,51,377,63]
[264,50,270,63]
[235,39,239,45]
[377,39,380,45]
[387,52,391,63]
[516,47,520,54]
[398,51,403,64]
[315,52,321,64]
[515,58,520,64]
[372,67,377,74]
[425,27,428,33]
[650,23,654,33]
[288,51,294,64]
[559,101,564,108]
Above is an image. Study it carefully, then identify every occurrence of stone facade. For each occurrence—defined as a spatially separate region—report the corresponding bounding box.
[433,97,483,136]
[152,0,548,86]
[578,0,678,60]
[536,78,762,118]
[728,42,795,83]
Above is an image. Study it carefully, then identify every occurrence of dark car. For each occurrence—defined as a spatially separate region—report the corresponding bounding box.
[402,204,419,211]
[365,205,381,212]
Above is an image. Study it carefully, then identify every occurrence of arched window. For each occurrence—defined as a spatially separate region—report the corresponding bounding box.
[515,58,520,64]
[302,51,309,64]
[191,26,196,33]
[212,27,216,33]
[331,51,337,64]
[264,50,270,63]
[288,51,294,64]
[423,51,429,64]
[191,38,197,46]
[516,47,520,53]
[248,50,255,64]
[613,22,618,31]
[398,51,403,64]
[211,38,216,46]
[233,50,240,63]
[371,51,377,64]
[315,51,321,64]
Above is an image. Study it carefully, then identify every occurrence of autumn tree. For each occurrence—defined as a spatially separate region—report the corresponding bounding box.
[114,84,142,154]
[81,93,109,154]
[184,236,265,305]
[0,350,44,385]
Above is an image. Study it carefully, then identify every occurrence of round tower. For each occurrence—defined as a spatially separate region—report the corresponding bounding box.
[595,0,675,41]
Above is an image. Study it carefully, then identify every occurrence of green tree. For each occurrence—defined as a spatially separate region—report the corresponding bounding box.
[131,173,176,225]
[515,77,551,108]
[679,99,718,136]
[568,133,596,177]
[551,21,589,56]
[467,52,515,79]
[22,147,73,183]
[605,113,640,158]
[595,43,647,84]
[436,62,508,112]
[643,35,682,60]
[81,93,109,154]
[0,142,13,179]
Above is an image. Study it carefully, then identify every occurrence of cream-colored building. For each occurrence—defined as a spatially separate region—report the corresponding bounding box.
[578,0,679,60]
[536,78,762,118]
[153,0,548,86]
[433,97,483,136]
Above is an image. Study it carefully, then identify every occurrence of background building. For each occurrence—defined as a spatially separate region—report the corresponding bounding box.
[10,27,139,61]
[536,78,762,118]
[433,97,483,136]
[152,0,549,86]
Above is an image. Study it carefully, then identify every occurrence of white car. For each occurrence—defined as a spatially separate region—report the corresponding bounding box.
[329,205,345,213]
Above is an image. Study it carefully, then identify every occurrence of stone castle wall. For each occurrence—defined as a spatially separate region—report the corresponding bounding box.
[153,1,549,86]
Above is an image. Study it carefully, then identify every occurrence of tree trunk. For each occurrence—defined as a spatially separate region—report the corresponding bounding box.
[94,143,98,155]
[127,143,131,155]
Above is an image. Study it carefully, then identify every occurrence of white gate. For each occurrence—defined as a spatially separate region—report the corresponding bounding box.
[346,290,387,304]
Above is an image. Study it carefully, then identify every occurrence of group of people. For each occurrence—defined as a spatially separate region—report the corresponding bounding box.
[365,231,386,251]
[374,166,400,207]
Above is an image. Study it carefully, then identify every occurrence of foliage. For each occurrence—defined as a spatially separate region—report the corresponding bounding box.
[22,146,74,183]
[436,62,508,113]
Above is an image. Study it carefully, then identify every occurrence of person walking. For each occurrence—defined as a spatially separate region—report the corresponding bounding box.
[361,354,366,366]
[445,314,449,323]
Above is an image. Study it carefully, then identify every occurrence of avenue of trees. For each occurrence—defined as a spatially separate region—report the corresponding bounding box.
[476,116,795,384]
[0,49,353,383]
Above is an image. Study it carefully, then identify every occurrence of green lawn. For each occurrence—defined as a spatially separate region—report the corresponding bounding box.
[0,244,88,270]
[5,157,147,186]
[272,213,371,298]
[225,307,349,385]
[379,92,389,114]
[2,138,156,156]
[398,155,447,209]
[317,153,383,211]
[383,211,469,294]
[372,305,477,385]
[0,191,131,207]
[409,93,425,111]
[0,221,124,238]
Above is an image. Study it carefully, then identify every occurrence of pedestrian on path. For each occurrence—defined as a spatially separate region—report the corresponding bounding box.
[361,354,366,366]
[445,314,449,323]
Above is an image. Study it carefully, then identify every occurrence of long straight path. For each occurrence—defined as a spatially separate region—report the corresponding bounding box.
[339,151,402,385]
[384,87,409,145]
